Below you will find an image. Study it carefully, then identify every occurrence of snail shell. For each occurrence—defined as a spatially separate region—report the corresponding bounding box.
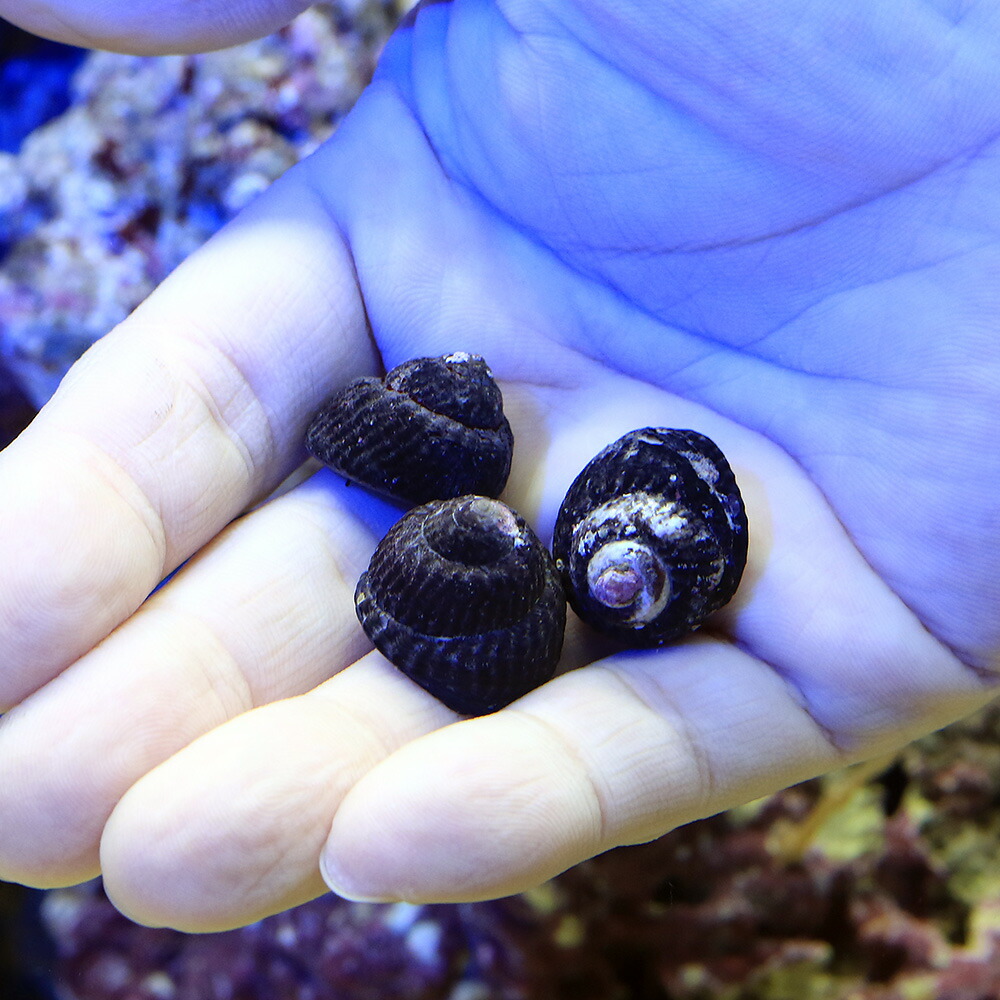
[552,428,748,646]
[355,495,566,716]
[306,352,514,506]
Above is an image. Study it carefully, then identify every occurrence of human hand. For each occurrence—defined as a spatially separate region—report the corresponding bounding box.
[1,0,998,932]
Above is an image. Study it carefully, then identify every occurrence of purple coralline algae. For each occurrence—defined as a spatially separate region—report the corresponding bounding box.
[38,881,589,1000]
[0,2,401,405]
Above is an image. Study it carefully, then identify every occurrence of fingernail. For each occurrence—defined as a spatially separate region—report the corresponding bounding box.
[319,851,397,904]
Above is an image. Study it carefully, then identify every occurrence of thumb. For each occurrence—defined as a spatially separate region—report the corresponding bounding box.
[1,0,314,54]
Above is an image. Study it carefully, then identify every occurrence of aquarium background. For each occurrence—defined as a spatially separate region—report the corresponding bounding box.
[3,4,1000,998]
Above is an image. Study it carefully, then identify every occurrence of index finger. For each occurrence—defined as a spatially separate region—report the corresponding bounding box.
[0,169,374,707]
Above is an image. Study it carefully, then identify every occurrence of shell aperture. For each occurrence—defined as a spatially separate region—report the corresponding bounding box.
[306,353,514,506]
[552,428,747,646]
[356,496,566,716]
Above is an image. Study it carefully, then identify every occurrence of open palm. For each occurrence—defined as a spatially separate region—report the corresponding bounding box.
[0,0,997,932]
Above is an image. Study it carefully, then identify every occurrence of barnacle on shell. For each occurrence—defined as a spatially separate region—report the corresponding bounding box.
[306,353,513,506]
[356,495,566,715]
[552,428,747,646]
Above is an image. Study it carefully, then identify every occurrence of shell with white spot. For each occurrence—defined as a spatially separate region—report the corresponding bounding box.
[306,353,513,506]
[552,428,747,646]
[356,495,566,715]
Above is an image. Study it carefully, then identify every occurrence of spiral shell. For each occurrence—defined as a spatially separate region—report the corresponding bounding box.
[306,353,514,506]
[552,428,748,646]
[356,495,566,715]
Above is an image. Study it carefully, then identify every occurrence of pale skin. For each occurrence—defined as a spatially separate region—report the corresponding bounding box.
[0,0,998,933]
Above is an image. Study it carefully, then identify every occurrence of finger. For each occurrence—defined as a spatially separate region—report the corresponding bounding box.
[1,0,312,54]
[0,469,395,887]
[0,168,374,707]
[318,639,836,904]
[319,631,990,906]
[99,654,454,932]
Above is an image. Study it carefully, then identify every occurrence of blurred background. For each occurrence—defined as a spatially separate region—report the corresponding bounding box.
[3,6,1000,998]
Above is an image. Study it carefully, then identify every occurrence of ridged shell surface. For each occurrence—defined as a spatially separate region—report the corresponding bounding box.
[356,496,566,715]
[306,353,513,506]
[552,428,748,646]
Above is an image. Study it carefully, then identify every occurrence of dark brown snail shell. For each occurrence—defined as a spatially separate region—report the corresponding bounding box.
[306,352,514,506]
[552,428,748,646]
[356,495,566,715]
